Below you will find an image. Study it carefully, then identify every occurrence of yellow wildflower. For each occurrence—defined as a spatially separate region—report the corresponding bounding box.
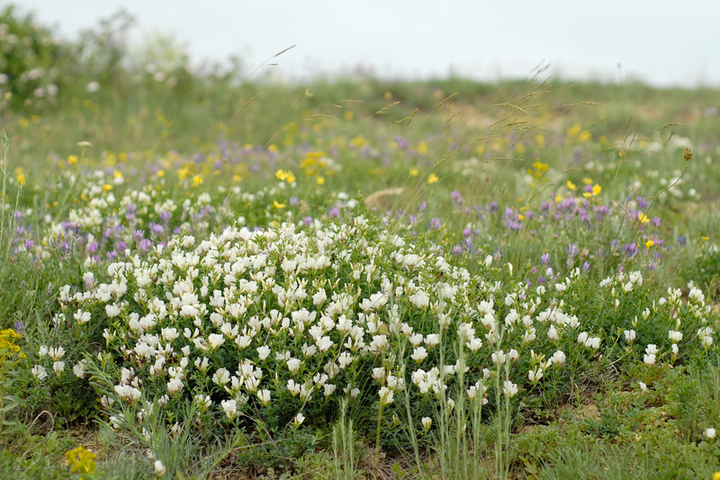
[344,111,354,121]
[276,169,296,183]
[567,124,581,137]
[65,446,97,474]
[272,201,285,209]
[68,155,78,166]
[638,212,649,224]
[15,167,25,185]
[566,180,577,191]
[427,173,439,185]
[156,170,165,178]
[645,240,654,250]
[316,177,325,185]
[409,168,419,177]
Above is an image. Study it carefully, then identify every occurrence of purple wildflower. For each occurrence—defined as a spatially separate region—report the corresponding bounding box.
[451,191,464,206]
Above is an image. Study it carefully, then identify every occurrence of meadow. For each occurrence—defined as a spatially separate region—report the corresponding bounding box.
[2,6,720,479]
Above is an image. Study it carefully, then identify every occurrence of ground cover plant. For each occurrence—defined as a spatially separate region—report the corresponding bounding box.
[2,5,720,479]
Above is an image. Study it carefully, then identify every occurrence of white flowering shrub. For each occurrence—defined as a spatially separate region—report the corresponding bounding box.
[31,211,719,445]
[35,214,607,436]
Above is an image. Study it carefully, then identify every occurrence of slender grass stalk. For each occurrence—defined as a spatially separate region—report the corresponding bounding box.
[374,351,386,466]
[333,398,355,480]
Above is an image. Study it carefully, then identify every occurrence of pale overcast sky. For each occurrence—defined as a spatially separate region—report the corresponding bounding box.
[15,0,720,87]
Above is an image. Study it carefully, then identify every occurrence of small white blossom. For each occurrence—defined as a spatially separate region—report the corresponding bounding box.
[154,460,166,476]
[502,381,518,397]
[411,346,428,363]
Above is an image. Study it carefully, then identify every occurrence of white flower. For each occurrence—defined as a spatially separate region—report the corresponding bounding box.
[287,379,301,396]
[32,365,47,381]
[485,255,493,267]
[154,460,166,476]
[105,304,121,318]
[638,381,647,392]
[162,328,179,342]
[293,412,305,427]
[287,358,301,373]
[624,329,636,343]
[323,384,336,397]
[207,333,225,349]
[48,346,65,361]
[221,322,239,339]
[467,337,483,352]
[547,326,559,341]
[73,360,87,379]
[672,343,679,355]
[528,368,543,383]
[38,346,48,358]
[316,336,334,352]
[492,350,506,365]
[550,350,566,366]
[425,334,439,348]
[53,361,65,375]
[668,330,683,342]
[74,310,91,324]
[379,386,394,405]
[411,346,428,363]
[643,354,656,365]
[370,334,388,351]
[114,384,141,403]
[689,287,705,305]
[257,345,271,360]
[409,290,430,309]
[422,417,432,432]
[221,399,237,419]
[213,368,230,386]
[502,381,518,398]
[86,81,100,92]
[257,389,271,406]
[706,427,716,439]
[577,332,589,345]
[166,378,184,395]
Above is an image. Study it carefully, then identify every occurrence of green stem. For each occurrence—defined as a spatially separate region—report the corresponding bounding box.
[374,401,383,466]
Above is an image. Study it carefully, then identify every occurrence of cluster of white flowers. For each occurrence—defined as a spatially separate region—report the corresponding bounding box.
[601,271,715,365]
[43,215,702,432]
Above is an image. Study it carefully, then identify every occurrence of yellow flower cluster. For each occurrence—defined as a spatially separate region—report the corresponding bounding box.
[275,169,296,183]
[0,329,24,360]
[65,446,97,474]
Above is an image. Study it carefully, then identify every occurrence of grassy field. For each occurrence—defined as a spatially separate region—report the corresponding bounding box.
[3,8,720,480]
